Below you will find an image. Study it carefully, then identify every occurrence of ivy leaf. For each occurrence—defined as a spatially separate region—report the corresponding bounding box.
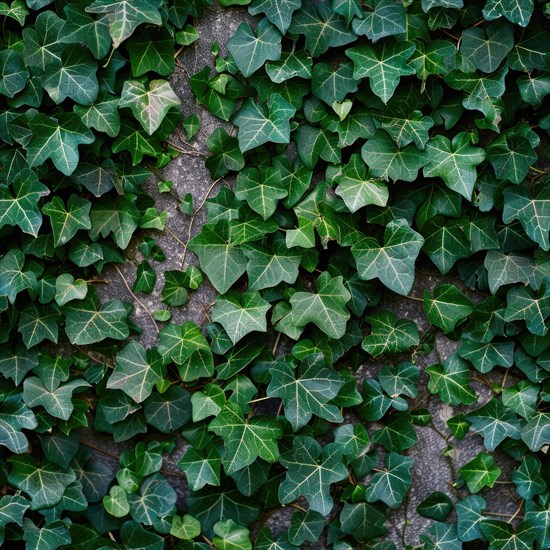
[8,455,76,510]
[502,380,539,419]
[22,519,71,550]
[233,94,295,152]
[170,514,202,540]
[512,455,546,500]
[265,50,312,83]
[417,492,453,521]
[362,130,427,183]
[505,285,550,336]
[0,401,37,454]
[63,288,129,345]
[459,339,514,373]
[352,0,406,41]
[103,485,130,518]
[521,412,550,451]
[311,62,358,106]
[23,377,90,420]
[26,113,95,176]
[59,3,110,59]
[0,494,29,531]
[339,502,388,543]
[0,248,37,304]
[22,11,64,71]
[227,19,282,78]
[459,452,501,493]
[0,345,38,386]
[372,412,418,451]
[466,398,522,451]
[119,80,180,135]
[0,0,28,25]
[334,153,389,213]
[248,0,300,33]
[107,341,163,403]
[420,523,461,550]
[0,168,49,237]
[290,271,351,339]
[483,0,534,27]
[365,453,414,508]
[209,402,282,474]
[456,495,487,542]
[157,322,214,381]
[460,20,514,73]
[362,311,419,357]
[480,520,539,550]
[378,111,434,150]
[295,124,341,168]
[289,2,356,57]
[0,49,29,98]
[524,500,550,550]
[178,447,222,491]
[74,95,121,138]
[212,291,270,345]
[189,221,247,294]
[484,251,533,294]
[243,240,301,290]
[279,437,348,515]
[212,519,252,550]
[133,260,156,294]
[503,185,549,251]
[426,353,477,405]
[424,133,486,200]
[346,40,416,104]
[18,303,59,347]
[126,29,174,77]
[352,219,424,295]
[267,356,344,430]
[85,0,163,48]
[379,361,419,399]
[127,474,177,525]
[423,284,475,333]
[42,195,91,247]
[288,509,324,545]
[41,46,99,106]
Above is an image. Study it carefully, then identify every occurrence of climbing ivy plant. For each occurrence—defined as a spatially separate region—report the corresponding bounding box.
[0,0,549,548]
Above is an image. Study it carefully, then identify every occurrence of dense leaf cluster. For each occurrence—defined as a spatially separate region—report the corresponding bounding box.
[0,0,549,548]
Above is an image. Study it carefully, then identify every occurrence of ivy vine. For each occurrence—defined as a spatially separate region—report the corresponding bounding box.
[0,0,549,548]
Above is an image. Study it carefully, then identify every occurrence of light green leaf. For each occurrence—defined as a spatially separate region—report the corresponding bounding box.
[279,437,348,515]
[290,271,351,339]
[171,514,202,540]
[267,356,344,430]
[365,452,414,508]
[213,519,252,550]
[209,402,282,474]
[459,452,501,493]
[212,290,270,345]
[103,485,130,517]
[119,79,180,135]
[351,218,424,295]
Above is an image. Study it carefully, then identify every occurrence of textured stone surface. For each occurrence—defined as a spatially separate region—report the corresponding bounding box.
[89,4,521,547]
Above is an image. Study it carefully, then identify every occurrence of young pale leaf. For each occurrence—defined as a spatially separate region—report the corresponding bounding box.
[290,271,351,339]
[459,452,501,493]
[279,437,348,515]
[119,80,180,135]
[266,356,344,430]
[170,514,202,540]
[212,291,270,345]
[212,519,252,550]
[351,219,424,295]
[209,402,282,474]
[227,19,282,78]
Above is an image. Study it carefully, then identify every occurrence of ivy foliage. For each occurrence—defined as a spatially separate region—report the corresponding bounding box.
[0,0,550,548]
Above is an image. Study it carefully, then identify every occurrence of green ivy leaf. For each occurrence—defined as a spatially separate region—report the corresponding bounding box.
[480,520,539,550]
[0,401,37,453]
[63,288,129,345]
[212,290,271,345]
[119,79,180,135]
[352,0,407,41]
[74,95,121,138]
[346,40,416,104]
[352,219,424,295]
[290,271,351,339]
[521,412,550,451]
[426,353,477,405]
[267,356,344,430]
[362,310,419,357]
[456,495,487,542]
[365,452,414,508]
[85,0,163,48]
[212,519,252,550]
[209,402,282,474]
[420,523,461,550]
[248,0,300,34]
[279,437,348,515]
[423,284,474,333]
[0,49,29,98]
[127,474,177,525]
[483,0,534,27]
[42,195,91,247]
[178,447,222,491]
[512,455,546,500]
[0,248,37,304]
[502,380,539,419]
[417,492,453,521]
[227,19,282,77]
[126,29,174,77]
[0,168,49,237]
[459,452,501,493]
[26,112,95,176]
